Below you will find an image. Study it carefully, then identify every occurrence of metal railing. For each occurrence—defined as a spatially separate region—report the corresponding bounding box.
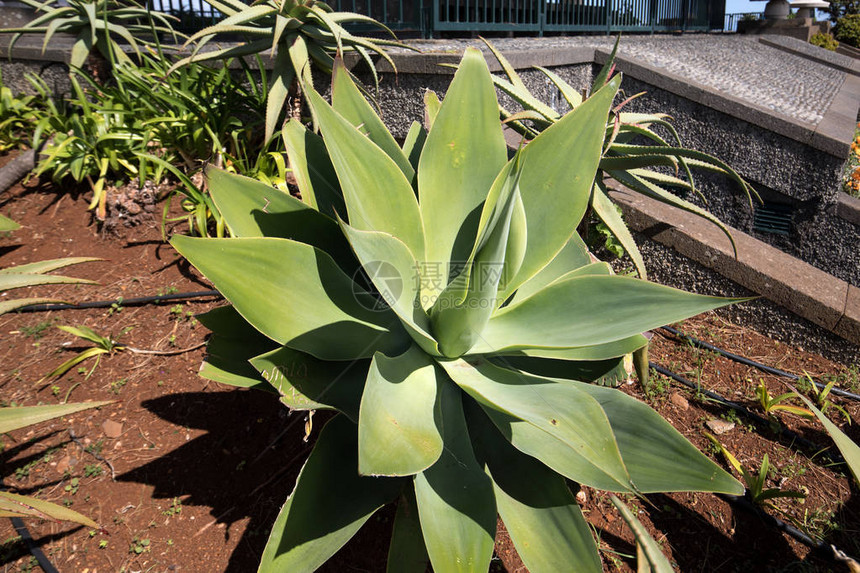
[723,11,762,32]
[151,0,722,37]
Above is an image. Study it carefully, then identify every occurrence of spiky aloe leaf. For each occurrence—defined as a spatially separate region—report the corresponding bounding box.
[0,490,100,529]
[610,496,674,573]
[0,401,113,434]
[592,181,647,279]
[259,415,402,572]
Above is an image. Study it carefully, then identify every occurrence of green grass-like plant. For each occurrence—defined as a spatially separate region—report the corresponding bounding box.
[172,49,746,572]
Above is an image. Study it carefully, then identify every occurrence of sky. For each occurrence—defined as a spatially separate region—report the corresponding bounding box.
[725,0,831,17]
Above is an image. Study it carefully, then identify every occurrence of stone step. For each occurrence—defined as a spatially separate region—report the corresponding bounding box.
[607,181,860,348]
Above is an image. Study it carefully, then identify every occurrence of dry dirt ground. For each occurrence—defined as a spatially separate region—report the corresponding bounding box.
[1,172,858,572]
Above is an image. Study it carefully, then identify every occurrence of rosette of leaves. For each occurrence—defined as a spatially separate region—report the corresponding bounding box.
[480,38,759,279]
[172,49,745,572]
[0,0,180,70]
[170,0,409,142]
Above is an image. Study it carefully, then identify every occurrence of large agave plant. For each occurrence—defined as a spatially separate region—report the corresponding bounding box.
[482,38,759,279]
[172,49,745,572]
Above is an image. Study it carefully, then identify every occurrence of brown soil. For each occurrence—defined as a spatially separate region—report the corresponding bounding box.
[1,172,858,573]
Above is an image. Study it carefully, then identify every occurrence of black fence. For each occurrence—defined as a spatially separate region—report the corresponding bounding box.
[151,0,725,37]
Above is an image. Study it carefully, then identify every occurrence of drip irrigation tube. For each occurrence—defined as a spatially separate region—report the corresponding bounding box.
[15,289,223,313]
[659,325,860,402]
[10,515,60,573]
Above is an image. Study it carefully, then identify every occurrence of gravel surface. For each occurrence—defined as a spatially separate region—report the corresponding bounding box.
[401,34,847,125]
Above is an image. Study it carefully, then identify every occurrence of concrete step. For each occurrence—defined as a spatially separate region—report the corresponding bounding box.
[607,181,860,348]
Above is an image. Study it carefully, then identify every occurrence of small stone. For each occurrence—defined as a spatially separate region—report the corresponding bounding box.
[706,419,735,435]
[669,393,690,411]
[102,420,123,439]
[55,455,72,474]
[575,490,587,505]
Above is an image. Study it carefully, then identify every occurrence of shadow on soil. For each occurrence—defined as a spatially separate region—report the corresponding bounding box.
[120,390,394,572]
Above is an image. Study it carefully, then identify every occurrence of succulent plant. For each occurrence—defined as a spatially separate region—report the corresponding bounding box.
[172,48,745,572]
[171,0,409,142]
[481,37,759,279]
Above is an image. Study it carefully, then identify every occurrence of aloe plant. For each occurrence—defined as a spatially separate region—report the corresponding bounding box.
[172,49,745,572]
[480,38,759,279]
[171,0,409,142]
[0,0,180,70]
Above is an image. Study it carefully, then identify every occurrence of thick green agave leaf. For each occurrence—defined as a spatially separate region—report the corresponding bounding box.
[400,121,426,179]
[196,305,279,391]
[418,47,507,303]
[171,235,408,360]
[338,222,438,355]
[387,489,429,573]
[259,415,402,573]
[358,345,444,476]
[491,335,648,361]
[474,275,750,353]
[331,57,413,182]
[281,120,345,218]
[506,232,591,306]
[468,403,602,573]
[431,155,523,357]
[413,381,496,573]
[494,355,629,387]
[574,381,743,494]
[250,346,368,421]
[500,75,622,300]
[304,87,425,263]
[441,358,631,490]
[206,167,355,272]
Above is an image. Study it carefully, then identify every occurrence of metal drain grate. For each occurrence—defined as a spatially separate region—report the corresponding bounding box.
[753,202,794,235]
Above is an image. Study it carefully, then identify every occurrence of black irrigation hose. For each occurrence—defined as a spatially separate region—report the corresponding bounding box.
[10,515,60,573]
[14,289,223,313]
[717,493,852,565]
[659,325,860,402]
[649,362,840,461]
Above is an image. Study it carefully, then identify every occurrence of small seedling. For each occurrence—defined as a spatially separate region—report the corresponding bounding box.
[64,478,80,495]
[704,433,806,508]
[98,540,108,549]
[130,537,150,555]
[162,497,182,517]
[41,326,123,382]
[109,378,127,395]
[108,298,124,316]
[802,372,852,425]
[756,379,814,419]
[83,464,103,478]
[20,321,53,339]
